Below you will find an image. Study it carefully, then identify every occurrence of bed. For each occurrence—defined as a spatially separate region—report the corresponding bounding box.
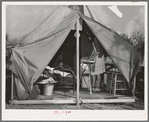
[36,66,76,94]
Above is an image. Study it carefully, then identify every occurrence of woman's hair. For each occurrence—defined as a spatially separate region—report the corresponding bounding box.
[86,32,94,42]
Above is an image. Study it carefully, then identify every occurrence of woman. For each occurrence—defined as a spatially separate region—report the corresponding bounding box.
[90,37,105,92]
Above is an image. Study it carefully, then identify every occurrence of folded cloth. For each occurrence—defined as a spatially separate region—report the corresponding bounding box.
[45,66,70,77]
[54,70,70,77]
[47,77,58,84]
[45,66,54,74]
[39,77,58,84]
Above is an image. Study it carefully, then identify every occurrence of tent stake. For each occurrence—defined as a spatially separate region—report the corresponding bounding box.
[76,20,80,106]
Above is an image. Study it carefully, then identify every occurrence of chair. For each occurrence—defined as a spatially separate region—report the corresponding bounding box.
[110,67,129,96]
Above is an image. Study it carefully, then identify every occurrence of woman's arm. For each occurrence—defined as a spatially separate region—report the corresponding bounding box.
[89,52,100,60]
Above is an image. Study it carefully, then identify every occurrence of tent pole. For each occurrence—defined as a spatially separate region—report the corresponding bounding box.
[11,72,14,101]
[76,20,80,106]
[131,48,135,96]
[132,76,136,97]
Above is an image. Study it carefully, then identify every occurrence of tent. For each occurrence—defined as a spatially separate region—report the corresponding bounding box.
[9,5,142,102]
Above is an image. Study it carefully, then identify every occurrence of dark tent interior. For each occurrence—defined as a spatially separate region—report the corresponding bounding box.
[48,21,106,74]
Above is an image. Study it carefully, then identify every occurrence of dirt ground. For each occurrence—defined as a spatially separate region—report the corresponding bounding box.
[6,98,144,110]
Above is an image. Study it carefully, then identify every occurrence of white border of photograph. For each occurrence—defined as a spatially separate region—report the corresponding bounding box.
[2,1,148,121]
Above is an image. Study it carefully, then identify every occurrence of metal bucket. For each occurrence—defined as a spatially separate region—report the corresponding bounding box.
[41,84,54,96]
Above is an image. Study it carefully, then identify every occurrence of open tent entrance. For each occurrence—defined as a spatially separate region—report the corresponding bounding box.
[46,21,104,91]
[46,30,77,93]
[49,30,76,73]
[48,21,97,74]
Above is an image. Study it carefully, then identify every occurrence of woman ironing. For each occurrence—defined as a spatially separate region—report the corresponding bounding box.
[89,36,105,92]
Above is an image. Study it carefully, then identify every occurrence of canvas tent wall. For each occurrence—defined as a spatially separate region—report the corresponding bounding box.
[9,5,141,100]
[10,7,80,99]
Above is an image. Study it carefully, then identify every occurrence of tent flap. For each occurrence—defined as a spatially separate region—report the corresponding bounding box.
[22,6,72,46]
[80,13,134,84]
[10,10,80,99]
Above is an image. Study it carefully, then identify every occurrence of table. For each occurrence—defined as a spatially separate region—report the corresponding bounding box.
[81,59,95,95]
